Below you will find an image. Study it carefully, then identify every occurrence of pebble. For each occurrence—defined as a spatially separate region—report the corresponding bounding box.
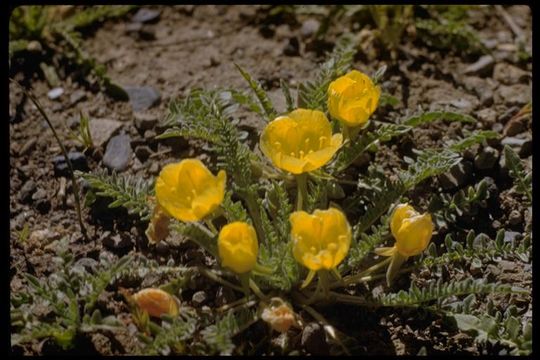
[31,188,47,201]
[69,90,86,105]
[125,22,143,34]
[148,162,160,175]
[134,112,158,131]
[103,134,132,172]
[144,129,157,142]
[495,84,531,106]
[88,118,124,148]
[518,138,532,158]
[301,19,320,38]
[124,86,161,111]
[192,291,207,306]
[52,151,88,175]
[474,146,499,170]
[493,63,529,85]
[463,55,494,76]
[135,145,152,162]
[503,118,525,137]
[301,323,328,355]
[508,210,523,226]
[47,87,64,100]
[132,8,161,23]
[476,108,497,126]
[19,180,36,203]
[501,137,527,147]
[154,241,170,256]
[283,37,300,56]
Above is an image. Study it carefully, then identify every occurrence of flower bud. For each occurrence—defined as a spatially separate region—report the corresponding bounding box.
[390,203,433,257]
[132,288,179,318]
[218,222,259,274]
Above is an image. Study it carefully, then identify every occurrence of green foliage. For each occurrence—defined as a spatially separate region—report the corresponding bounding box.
[345,220,389,270]
[504,145,532,204]
[68,112,94,150]
[375,278,526,307]
[297,35,355,111]
[280,79,295,112]
[368,5,414,53]
[400,148,461,190]
[235,63,277,120]
[448,130,498,152]
[77,169,154,220]
[11,238,131,349]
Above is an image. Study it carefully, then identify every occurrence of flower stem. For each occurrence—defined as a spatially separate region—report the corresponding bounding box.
[197,266,243,292]
[243,192,266,244]
[295,173,308,211]
[318,270,331,299]
[204,219,218,235]
[332,257,391,289]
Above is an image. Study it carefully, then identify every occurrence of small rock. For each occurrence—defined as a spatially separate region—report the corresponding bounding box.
[498,260,516,272]
[88,118,124,147]
[283,37,300,56]
[474,146,499,170]
[69,90,86,105]
[192,291,207,306]
[463,55,494,76]
[508,210,523,226]
[353,152,371,168]
[500,106,519,124]
[19,138,37,156]
[301,19,320,38]
[154,241,170,256]
[19,180,36,203]
[52,151,88,175]
[135,145,152,162]
[493,63,529,85]
[487,264,501,277]
[124,86,161,111]
[476,108,497,126]
[301,323,328,355]
[31,188,47,201]
[103,134,133,172]
[491,123,503,133]
[132,8,161,23]
[495,84,531,106]
[67,116,81,130]
[501,137,527,147]
[503,117,526,137]
[47,87,64,100]
[26,40,43,52]
[144,129,157,142]
[134,112,158,131]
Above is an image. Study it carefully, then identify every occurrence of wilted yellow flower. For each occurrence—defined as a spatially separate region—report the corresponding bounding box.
[290,208,351,271]
[261,298,297,333]
[260,108,342,174]
[327,70,381,127]
[218,222,259,274]
[132,288,179,318]
[155,159,226,222]
[145,203,170,244]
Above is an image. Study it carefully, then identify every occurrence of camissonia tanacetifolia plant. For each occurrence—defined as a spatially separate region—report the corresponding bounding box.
[68,36,530,355]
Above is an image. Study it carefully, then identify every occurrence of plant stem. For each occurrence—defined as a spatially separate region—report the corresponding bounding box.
[196,266,243,293]
[334,257,392,289]
[243,191,265,244]
[249,278,267,300]
[295,173,308,211]
[10,79,88,241]
[204,219,218,235]
[318,270,331,299]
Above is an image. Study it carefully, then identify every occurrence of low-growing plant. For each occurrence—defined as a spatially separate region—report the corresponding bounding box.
[14,35,531,355]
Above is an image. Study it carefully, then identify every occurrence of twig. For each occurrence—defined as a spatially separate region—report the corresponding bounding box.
[494,5,525,42]
[10,79,88,241]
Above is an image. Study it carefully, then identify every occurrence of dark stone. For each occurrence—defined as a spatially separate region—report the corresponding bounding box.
[101,231,133,250]
[135,145,152,162]
[439,161,472,189]
[103,134,133,172]
[301,322,328,355]
[518,138,532,158]
[134,112,158,131]
[508,210,523,226]
[283,37,300,56]
[154,241,170,256]
[474,146,499,170]
[19,180,36,203]
[132,8,161,23]
[493,62,529,85]
[52,152,88,176]
[124,86,161,111]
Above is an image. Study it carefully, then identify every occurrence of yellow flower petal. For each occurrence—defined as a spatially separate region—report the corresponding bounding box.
[291,208,351,271]
[218,222,259,274]
[260,109,342,174]
[389,203,433,257]
[155,159,226,222]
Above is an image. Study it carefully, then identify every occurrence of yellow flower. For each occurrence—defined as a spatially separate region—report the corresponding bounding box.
[218,222,259,274]
[374,204,433,285]
[290,208,351,271]
[261,298,297,333]
[327,70,381,127]
[260,108,342,174]
[132,288,179,318]
[155,159,226,222]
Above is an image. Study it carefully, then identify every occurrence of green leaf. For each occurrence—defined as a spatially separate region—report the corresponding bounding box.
[234,63,277,120]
